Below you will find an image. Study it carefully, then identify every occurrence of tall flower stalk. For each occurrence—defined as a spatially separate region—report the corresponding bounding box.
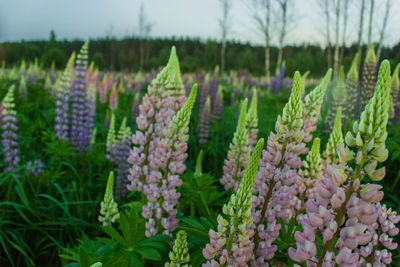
[142,85,197,237]
[1,85,20,172]
[55,52,75,141]
[113,117,132,200]
[360,45,377,112]
[98,171,120,227]
[303,69,332,142]
[346,54,359,121]
[127,47,186,194]
[203,138,264,266]
[246,88,258,151]
[251,71,309,264]
[165,230,191,267]
[220,99,250,192]
[70,41,91,152]
[198,96,211,145]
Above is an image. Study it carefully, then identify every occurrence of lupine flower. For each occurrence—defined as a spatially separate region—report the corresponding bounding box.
[27,160,44,177]
[18,75,27,99]
[246,88,258,151]
[328,66,346,131]
[252,71,309,264]
[391,63,400,121]
[1,85,20,172]
[142,85,197,237]
[98,75,108,104]
[203,138,264,267]
[297,137,323,211]
[271,65,286,94]
[220,99,250,192]
[165,230,191,267]
[55,52,75,141]
[360,45,377,112]
[86,83,96,150]
[290,60,392,266]
[112,117,132,200]
[98,171,120,227]
[212,86,223,121]
[198,96,211,145]
[109,87,118,111]
[106,111,116,161]
[300,138,322,183]
[127,47,186,194]
[346,54,359,121]
[323,107,344,165]
[70,41,91,152]
[303,69,332,142]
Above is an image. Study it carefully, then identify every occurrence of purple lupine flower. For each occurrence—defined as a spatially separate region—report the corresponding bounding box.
[212,86,223,121]
[55,52,75,141]
[198,96,211,145]
[251,72,306,264]
[1,86,20,172]
[270,65,286,94]
[27,160,44,177]
[142,86,197,237]
[112,118,132,200]
[70,41,90,152]
[127,47,186,194]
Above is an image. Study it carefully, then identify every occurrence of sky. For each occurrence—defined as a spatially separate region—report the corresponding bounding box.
[1,0,399,47]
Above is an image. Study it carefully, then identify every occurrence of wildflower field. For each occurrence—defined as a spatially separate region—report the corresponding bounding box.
[1,41,400,267]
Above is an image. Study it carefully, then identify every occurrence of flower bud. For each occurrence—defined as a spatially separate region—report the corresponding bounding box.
[345,132,356,147]
[360,184,383,202]
[338,144,354,163]
[356,132,363,147]
[368,166,385,181]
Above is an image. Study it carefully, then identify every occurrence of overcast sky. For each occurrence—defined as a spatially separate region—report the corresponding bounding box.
[1,0,399,47]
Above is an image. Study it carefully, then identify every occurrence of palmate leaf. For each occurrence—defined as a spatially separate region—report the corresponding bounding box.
[135,247,161,260]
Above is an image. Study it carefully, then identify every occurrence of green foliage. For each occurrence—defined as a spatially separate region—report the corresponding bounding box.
[61,207,171,267]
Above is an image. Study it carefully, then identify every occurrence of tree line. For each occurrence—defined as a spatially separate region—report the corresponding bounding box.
[0,35,399,78]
